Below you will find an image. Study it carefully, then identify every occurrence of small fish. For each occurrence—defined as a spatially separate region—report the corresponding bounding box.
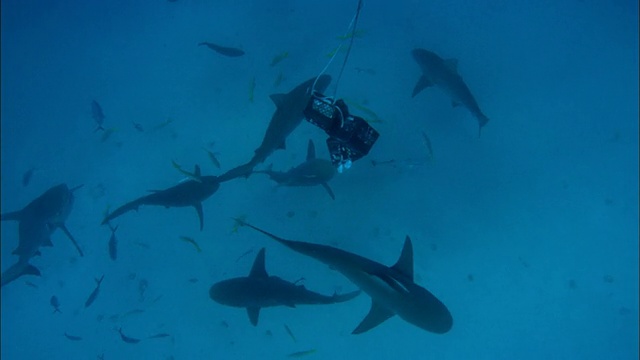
[100,128,117,143]
[171,160,202,182]
[203,148,221,169]
[420,131,434,160]
[198,42,245,57]
[22,168,36,187]
[92,100,105,132]
[273,71,285,87]
[107,223,118,261]
[132,121,144,132]
[118,328,141,344]
[148,333,171,339]
[287,349,317,358]
[284,324,297,343]
[121,308,145,319]
[150,118,174,132]
[270,51,289,67]
[138,279,149,302]
[336,28,366,40]
[134,241,150,249]
[235,249,254,263]
[354,67,376,75]
[344,98,383,123]
[50,296,62,314]
[84,275,105,308]
[230,215,248,234]
[179,236,202,253]
[97,354,104,360]
[64,332,83,341]
[249,76,256,103]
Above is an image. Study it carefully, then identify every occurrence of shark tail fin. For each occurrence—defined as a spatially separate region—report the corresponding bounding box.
[477,114,489,137]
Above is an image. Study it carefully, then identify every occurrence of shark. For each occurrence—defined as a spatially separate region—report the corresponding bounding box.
[235,219,453,334]
[209,248,361,326]
[101,165,219,230]
[1,184,83,287]
[217,75,332,182]
[411,48,489,134]
[252,139,337,199]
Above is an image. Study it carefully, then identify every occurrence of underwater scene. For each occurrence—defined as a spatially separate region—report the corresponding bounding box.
[1,0,638,359]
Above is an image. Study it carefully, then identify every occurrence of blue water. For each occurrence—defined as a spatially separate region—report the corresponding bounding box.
[1,1,637,359]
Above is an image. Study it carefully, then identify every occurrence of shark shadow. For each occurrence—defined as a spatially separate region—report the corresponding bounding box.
[235,219,453,334]
[217,75,332,182]
[101,165,219,230]
[209,248,360,326]
[1,184,83,287]
[253,139,336,199]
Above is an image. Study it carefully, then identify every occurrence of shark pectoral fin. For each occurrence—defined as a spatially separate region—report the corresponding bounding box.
[24,264,41,276]
[43,235,54,247]
[269,93,287,108]
[352,301,395,334]
[194,203,204,231]
[306,140,316,160]
[411,76,433,98]
[391,236,414,280]
[321,183,336,200]
[247,307,261,326]
[444,58,459,73]
[60,224,84,257]
[249,248,269,278]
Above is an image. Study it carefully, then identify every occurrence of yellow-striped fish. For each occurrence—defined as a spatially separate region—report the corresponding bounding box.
[287,349,317,358]
[179,236,202,253]
[270,52,289,67]
[171,160,202,183]
[203,148,221,169]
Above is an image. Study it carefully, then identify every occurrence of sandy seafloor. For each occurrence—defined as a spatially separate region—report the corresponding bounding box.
[1,1,638,359]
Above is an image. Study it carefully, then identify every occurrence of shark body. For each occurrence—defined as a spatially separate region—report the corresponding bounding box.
[218,75,331,182]
[210,248,360,326]
[236,220,453,334]
[253,139,336,199]
[1,184,82,287]
[101,166,219,230]
[411,48,489,133]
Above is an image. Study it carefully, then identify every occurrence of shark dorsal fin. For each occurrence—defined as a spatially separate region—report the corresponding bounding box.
[249,248,268,278]
[247,307,261,326]
[444,58,459,73]
[269,93,287,108]
[352,300,395,334]
[306,139,316,160]
[194,165,201,177]
[391,236,414,280]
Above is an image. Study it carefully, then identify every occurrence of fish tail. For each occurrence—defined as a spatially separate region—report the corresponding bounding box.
[94,125,106,133]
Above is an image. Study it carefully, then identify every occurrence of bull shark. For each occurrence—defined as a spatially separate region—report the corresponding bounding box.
[1,184,83,287]
[235,219,453,334]
[101,165,219,230]
[252,139,337,199]
[217,75,332,182]
[411,48,489,134]
[209,248,361,326]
